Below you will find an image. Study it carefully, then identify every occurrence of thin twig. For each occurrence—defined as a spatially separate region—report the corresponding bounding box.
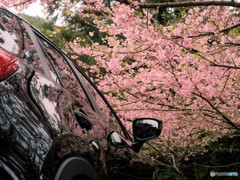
[117,0,240,9]
[193,92,240,131]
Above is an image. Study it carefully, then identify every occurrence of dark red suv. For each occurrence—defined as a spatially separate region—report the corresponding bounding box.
[0,6,162,180]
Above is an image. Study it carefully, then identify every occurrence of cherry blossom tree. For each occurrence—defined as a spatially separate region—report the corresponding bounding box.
[67,1,240,177]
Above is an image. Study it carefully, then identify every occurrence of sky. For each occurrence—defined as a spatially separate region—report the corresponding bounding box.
[22,1,44,17]
[20,1,65,25]
[9,1,44,18]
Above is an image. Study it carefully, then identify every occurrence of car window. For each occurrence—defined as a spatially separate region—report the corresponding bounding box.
[36,37,92,107]
[0,8,43,73]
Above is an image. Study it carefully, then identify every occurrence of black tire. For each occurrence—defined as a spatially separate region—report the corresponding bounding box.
[54,157,101,180]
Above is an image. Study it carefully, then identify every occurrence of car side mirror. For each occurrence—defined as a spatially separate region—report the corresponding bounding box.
[133,118,162,142]
[107,118,162,152]
[107,131,128,148]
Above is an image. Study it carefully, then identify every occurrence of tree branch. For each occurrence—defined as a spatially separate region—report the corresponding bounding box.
[221,22,240,33]
[118,108,190,112]
[165,35,240,70]
[210,63,240,69]
[117,0,240,9]
[225,42,240,47]
[193,92,240,131]
[173,22,240,39]
[112,81,191,111]
[146,142,184,177]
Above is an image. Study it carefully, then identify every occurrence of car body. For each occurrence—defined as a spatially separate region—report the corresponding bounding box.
[0,6,162,180]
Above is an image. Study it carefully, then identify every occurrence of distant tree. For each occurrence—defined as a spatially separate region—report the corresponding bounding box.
[18,13,53,34]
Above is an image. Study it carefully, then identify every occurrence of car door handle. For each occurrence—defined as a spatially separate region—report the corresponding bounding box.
[74,111,93,131]
[89,140,100,155]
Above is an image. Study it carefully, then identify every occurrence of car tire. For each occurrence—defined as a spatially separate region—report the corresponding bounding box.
[54,156,101,180]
